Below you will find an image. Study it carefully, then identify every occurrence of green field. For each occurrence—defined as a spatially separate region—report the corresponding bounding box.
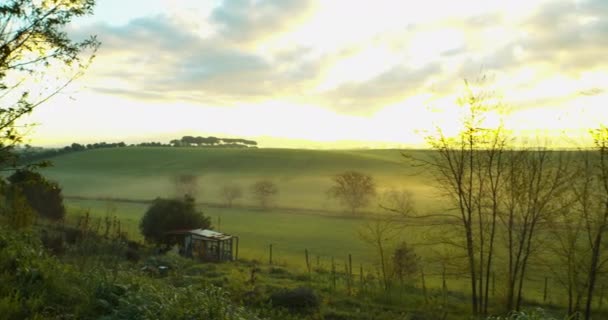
[42,147,438,212]
[45,147,558,304]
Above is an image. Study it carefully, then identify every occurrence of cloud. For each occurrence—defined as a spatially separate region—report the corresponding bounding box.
[210,0,316,44]
[315,63,441,114]
[516,0,608,73]
[73,14,327,105]
[70,0,608,118]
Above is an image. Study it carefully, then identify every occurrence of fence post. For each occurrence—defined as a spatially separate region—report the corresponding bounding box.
[269,244,273,265]
[331,257,336,290]
[360,264,364,292]
[421,267,428,304]
[348,254,353,291]
[345,262,351,295]
[442,264,447,304]
[305,249,311,276]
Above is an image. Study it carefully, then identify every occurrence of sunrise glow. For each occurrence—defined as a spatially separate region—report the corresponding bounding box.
[22,0,608,148]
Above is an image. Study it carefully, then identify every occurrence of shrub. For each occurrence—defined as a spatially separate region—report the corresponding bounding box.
[139,196,211,246]
[7,169,66,221]
[269,286,320,314]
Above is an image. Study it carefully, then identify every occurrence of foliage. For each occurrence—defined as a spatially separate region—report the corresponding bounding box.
[0,225,260,320]
[328,171,376,215]
[269,286,320,314]
[170,136,257,147]
[139,196,211,246]
[19,141,127,164]
[250,180,278,209]
[0,184,36,229]
[7,169,65,221]
[0,0,99,167]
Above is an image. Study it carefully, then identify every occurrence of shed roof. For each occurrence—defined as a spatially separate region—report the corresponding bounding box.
[189,228,233,240]
[166,228,233,241]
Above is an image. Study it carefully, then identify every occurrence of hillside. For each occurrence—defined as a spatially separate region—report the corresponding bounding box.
[41,147,436,211]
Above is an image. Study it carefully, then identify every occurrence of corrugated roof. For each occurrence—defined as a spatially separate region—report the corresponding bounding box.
[189,228,233,240]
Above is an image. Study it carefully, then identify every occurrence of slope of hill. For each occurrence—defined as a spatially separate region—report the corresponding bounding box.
[41,147,436,211]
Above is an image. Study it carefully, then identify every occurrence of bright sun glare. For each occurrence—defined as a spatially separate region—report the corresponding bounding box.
[21,0,608,148]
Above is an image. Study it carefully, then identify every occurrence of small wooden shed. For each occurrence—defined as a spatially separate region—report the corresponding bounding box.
[167,229,239,262]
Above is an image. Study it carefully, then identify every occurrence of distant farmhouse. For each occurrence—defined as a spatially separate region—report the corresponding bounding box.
[166,229,238,262]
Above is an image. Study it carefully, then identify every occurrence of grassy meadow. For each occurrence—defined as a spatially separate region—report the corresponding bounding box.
[45,147,571,308]
[41,147,438,211]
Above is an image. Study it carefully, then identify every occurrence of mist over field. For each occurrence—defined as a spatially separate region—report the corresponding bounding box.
[1,0,607,319]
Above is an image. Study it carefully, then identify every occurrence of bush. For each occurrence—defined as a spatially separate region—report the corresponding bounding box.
[40,229,65,255]
[139,196,211,246]
[269,286,320,314]
[0,226,261,320]
[7,169,66,221]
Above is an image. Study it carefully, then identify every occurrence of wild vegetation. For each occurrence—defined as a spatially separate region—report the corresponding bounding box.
[0,1,606,319]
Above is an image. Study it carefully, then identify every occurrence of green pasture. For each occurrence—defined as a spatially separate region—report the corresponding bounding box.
[42,147,438,213]
[65,198,556,303]
[51,147,563,306]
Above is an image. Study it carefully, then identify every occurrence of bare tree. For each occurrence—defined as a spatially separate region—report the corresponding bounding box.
[250,180,278,209]
[219,184,243,207]
[173,174,199,199]
[380,188,416,217]
[359,215,400,291]
[580,126,608,320]
[501,147,573,311]
[547,196,587,316]
[413,81,510,316]
[328,171,376,215]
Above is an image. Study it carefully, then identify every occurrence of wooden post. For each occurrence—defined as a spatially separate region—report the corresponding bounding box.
[348,254,353,291]
[421,267,428,304]
[235,236,239,260]
[305,249,311,276]
[331,257,336,290]
[360,264,364,292]
[543,277,548,303]
[442,264,447,304]
[345,262,351,295]
[269,244,273,265]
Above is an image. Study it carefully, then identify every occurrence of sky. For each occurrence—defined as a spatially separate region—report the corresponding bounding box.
[22,0,608,148]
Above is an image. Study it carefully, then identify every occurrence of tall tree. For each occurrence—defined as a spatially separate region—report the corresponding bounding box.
[501,147,573,311]
[581,126,608,320]
[415,81,509,316]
